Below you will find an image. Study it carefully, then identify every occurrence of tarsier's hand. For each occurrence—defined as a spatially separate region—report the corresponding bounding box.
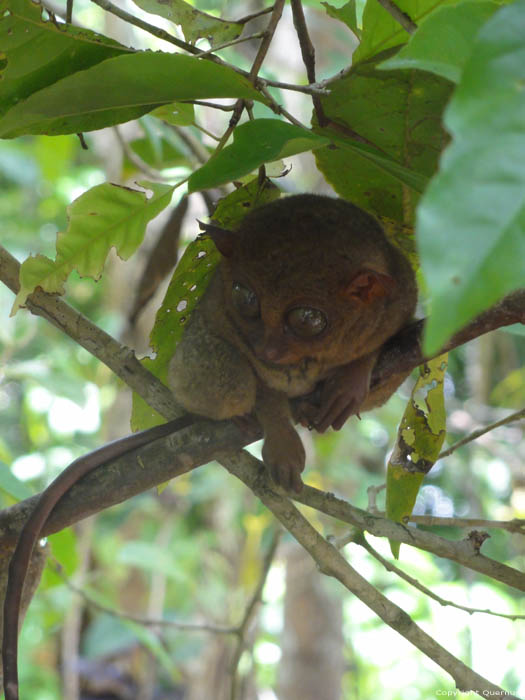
[297,354,377,433]
[262,424,306,493]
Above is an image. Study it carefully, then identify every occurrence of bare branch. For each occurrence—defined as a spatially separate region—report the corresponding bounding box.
[294,483,525,592]
[409,516,525,535]
[237,5,276,25]
[290,0,325,124]
[439,407,525,459]
[354,534,525,621]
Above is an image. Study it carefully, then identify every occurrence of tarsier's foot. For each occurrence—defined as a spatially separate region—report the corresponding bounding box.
[262,426,306,493]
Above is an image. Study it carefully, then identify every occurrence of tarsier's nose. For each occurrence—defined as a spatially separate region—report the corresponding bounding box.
[256,332,290,364]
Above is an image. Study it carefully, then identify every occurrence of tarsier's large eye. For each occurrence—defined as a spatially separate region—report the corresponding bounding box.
[286,307,327,338]
[232,282,260,319]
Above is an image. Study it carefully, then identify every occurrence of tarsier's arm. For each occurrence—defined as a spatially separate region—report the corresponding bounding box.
[2,415,193,700]
[256,385,306,493]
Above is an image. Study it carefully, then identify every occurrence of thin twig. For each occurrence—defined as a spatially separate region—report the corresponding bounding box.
[237,5,275,25]
[258,85,310,129]
[290,0,325,124]
[194,32,265,58]
[89,0,326,98]
[375,0,418,34]
[229,529,281,700]
[113,126,173,181]
[215,0,285,152]
[90,0,199,53]
[182,100,237,112]
[171,124,211,165]
[249,0,285,81]
[50,559,238,633]
[408,515,525,535]
[354,534,525,621]
[439,407,525,460]
[258,77,330,95]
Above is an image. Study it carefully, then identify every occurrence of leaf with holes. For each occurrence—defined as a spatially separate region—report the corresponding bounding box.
[12,182,174,313]
[131,178,280,430]
[131,0,242,46]
[386,355,447,558]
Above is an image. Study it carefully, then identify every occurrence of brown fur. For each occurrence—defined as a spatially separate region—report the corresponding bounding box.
[169,195,417,491]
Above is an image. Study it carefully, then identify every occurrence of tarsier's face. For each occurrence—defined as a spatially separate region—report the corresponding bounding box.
[227,275,337,366]
[205,194,416,370]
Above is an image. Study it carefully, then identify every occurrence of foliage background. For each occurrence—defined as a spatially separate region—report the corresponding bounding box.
[1,0,525,698]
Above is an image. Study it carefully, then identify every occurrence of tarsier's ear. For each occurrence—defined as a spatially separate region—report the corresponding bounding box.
[198,221,239,257]
[342,269,396,304]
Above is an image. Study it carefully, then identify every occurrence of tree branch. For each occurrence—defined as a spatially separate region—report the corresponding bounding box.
[220,450,518,699]
[438,407,525,460]
[0,243,524,547]
[293,482,525,592]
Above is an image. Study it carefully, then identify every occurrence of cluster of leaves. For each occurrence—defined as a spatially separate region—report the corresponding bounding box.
[2,0,524,352]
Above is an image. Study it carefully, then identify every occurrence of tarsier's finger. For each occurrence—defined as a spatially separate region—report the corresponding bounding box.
[315,394,349,432]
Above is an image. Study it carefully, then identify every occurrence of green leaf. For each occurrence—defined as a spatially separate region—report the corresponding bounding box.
[418,0,525,353]
[41,528,79,588]
[379,1,499,83]
[353,0,456,64]
[13,182,174,312]
[131,178,280,430]
[128,135,187,170]
[131,0,242,46]
[0,0,131,118]
[188,119,329,192]
[386,354,447,557]
[151,102,195,127]
[322,0,361,38]
[0,52,263,138]
[313,51,450,221]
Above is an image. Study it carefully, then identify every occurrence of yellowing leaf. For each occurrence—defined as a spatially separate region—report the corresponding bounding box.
[386,354,448,557]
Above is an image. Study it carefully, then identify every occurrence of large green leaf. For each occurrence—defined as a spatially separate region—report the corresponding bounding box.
[418,0,525,353]
[314,52,451,222]
[353,0,456,64]
[322,1,361,39]
[188,119,330,192]
[0,0,131,118]
[0,53,263,138]
[380,1,499,83]
[13,182,174,312]
[131,0,242,46]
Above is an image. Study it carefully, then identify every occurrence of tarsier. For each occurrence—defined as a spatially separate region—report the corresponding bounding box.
[3,194,417,699]
[170,194,418,491]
